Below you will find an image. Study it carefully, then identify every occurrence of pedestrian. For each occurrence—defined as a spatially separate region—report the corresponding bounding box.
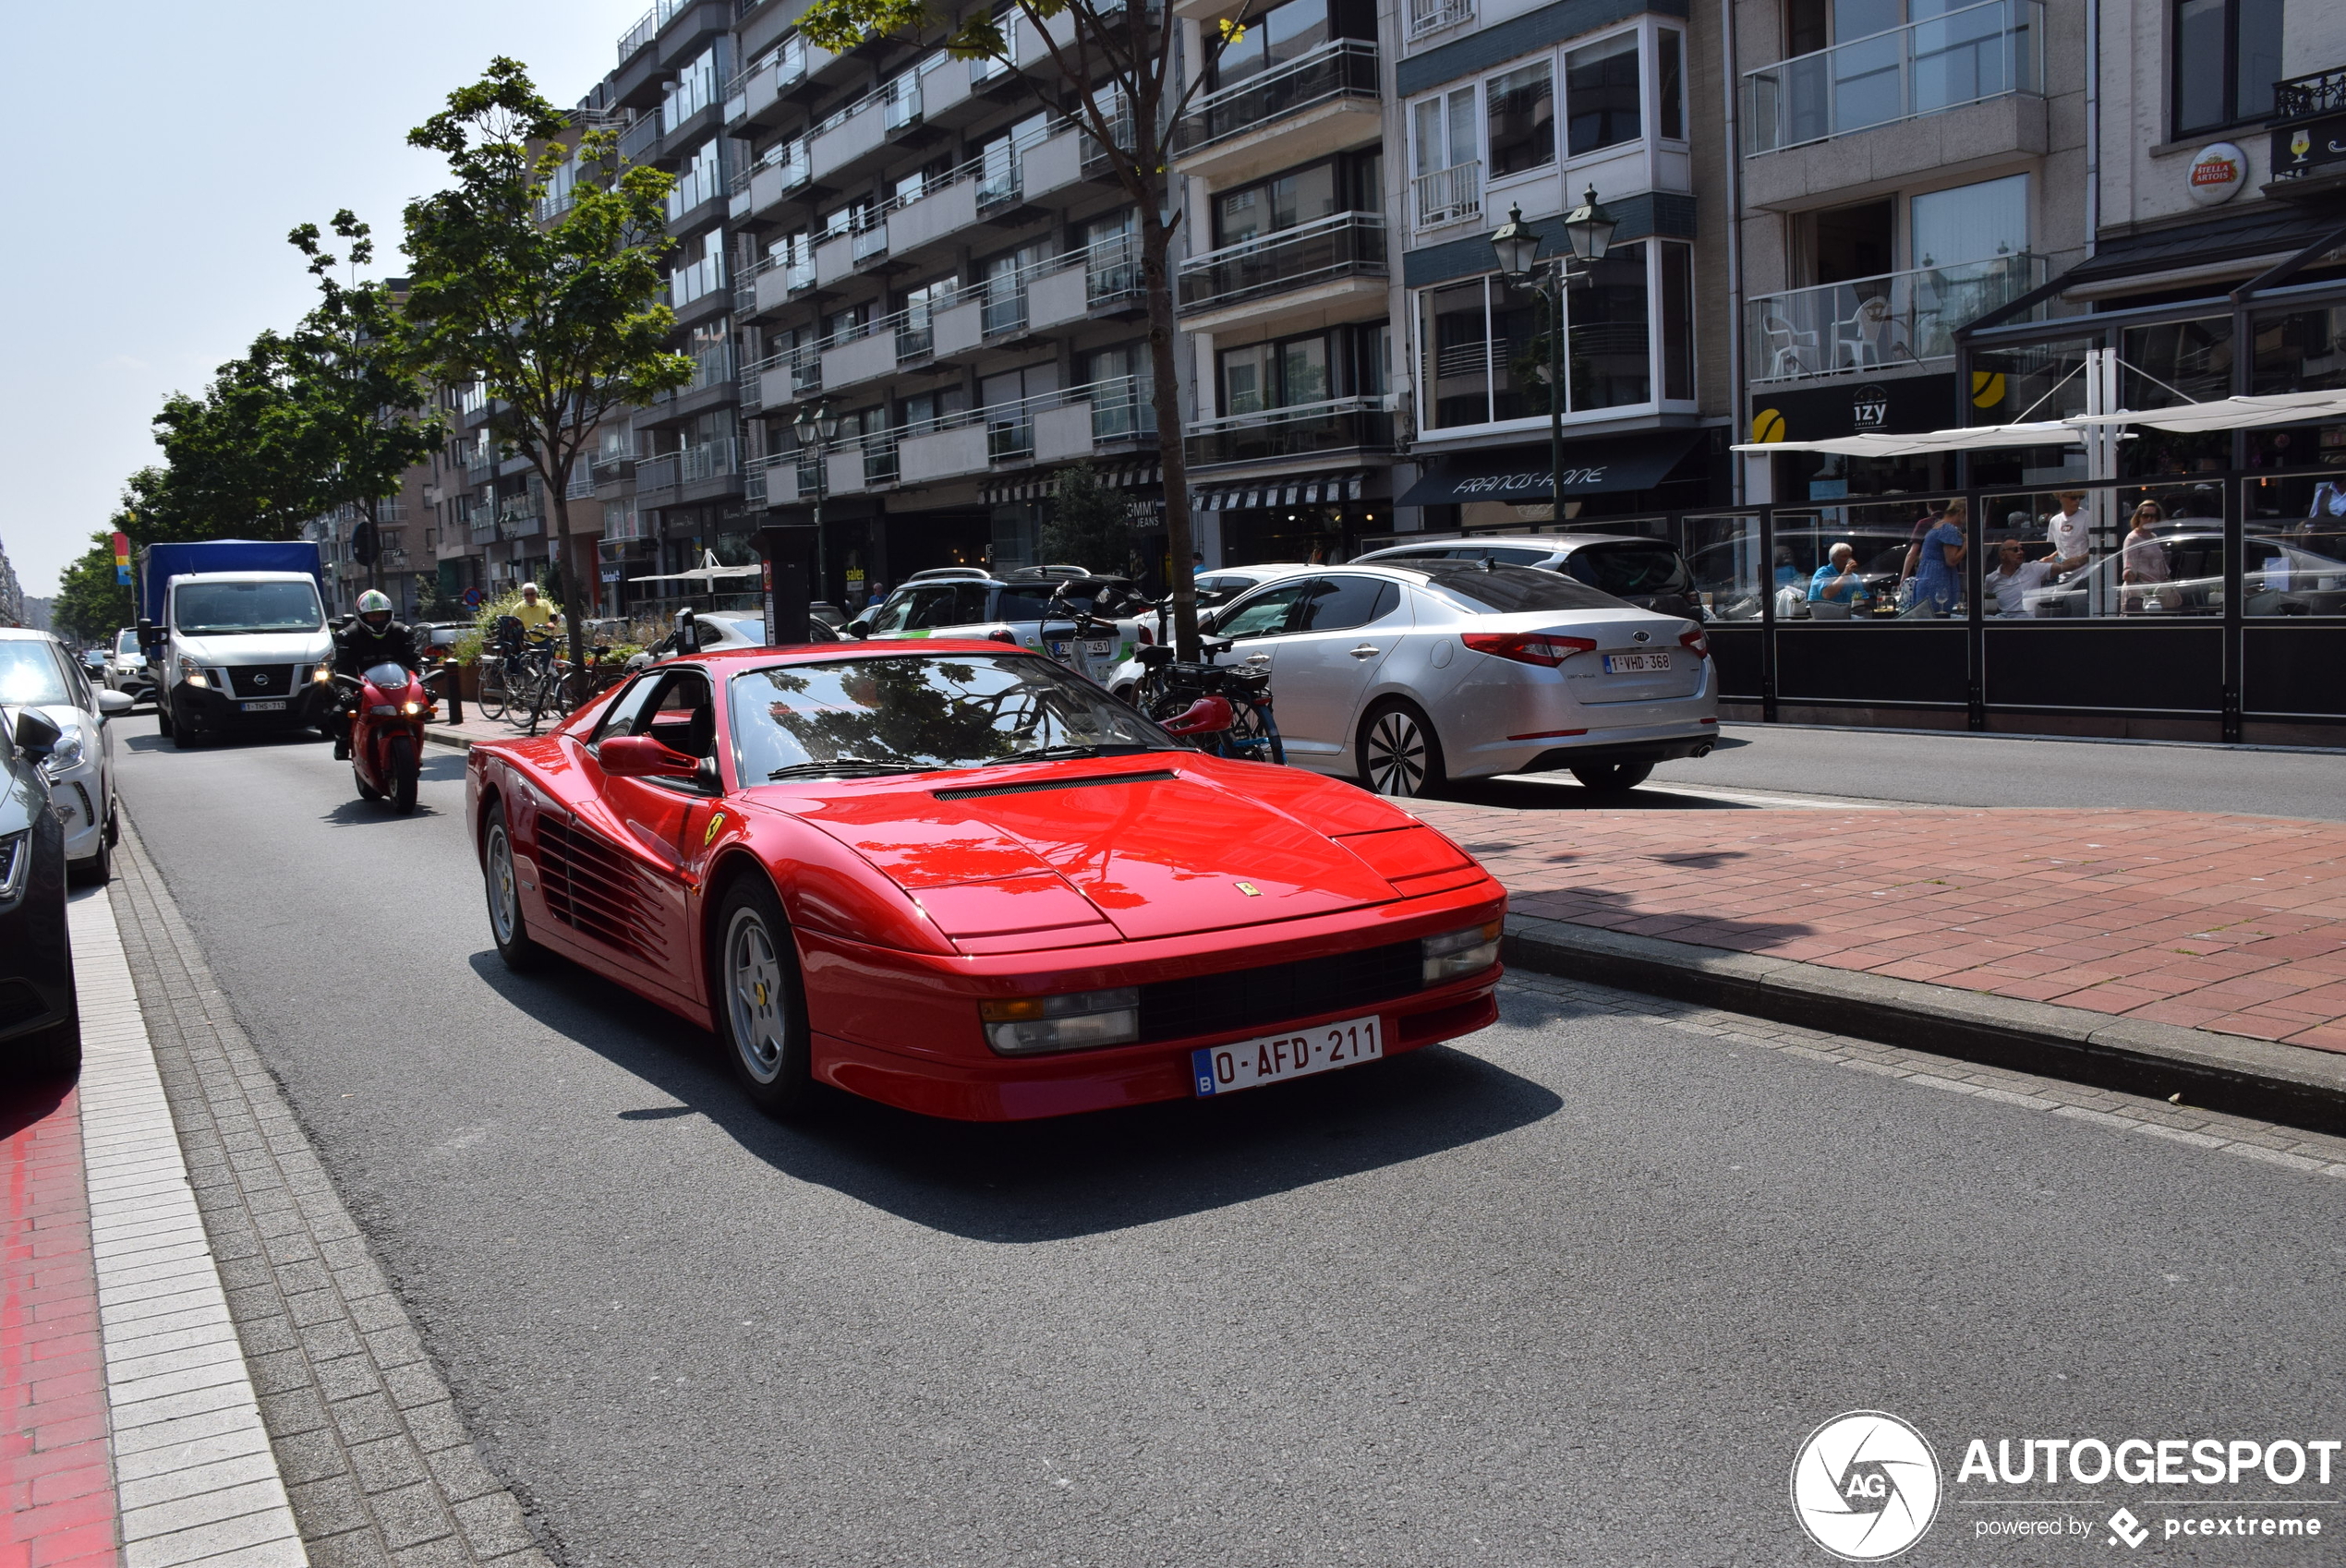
[865,582,886,609]
[2046,489,2092,562]
[1903,499,1967,616]
[1985,535,2082,618]
[2120,499,2174,613]
[1806,543,1869,609]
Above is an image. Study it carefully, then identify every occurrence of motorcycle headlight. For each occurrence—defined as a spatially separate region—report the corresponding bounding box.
[177,655,207,688]
[978,987,1141,1055]
[402,701,422,717]
[40,729,86,777]
[313,661,333,684]
[1421,921,1502,984]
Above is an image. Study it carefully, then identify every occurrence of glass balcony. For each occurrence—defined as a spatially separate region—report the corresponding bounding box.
[1177,39,1379,154]
[1088,377,1156,441]
[1177,211,1385,316]
[1742,0,2041,155]
[1411,161,1481,231]
[619,114,662,165]
[1086,233,1142,308]
[881,73,923,133]
[1745,253,2047,383]
[853,219,889,264]
[1186,398,1394,467]
[679,439,740,484]
[865,437,901,486]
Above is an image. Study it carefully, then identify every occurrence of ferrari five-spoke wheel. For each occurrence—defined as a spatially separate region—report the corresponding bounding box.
[481,803,546,971]
[716,880,814,1118]
[1569,761,1654,793]
[1359,701,1445,798]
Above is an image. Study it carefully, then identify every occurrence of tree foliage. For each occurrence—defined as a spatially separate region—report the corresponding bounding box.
[51,533,136,645]
[1039,464,1132,575]
[137,336,324,541]
[401,58,692,687]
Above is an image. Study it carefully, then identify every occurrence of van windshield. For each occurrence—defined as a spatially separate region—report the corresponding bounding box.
[174,581,324,635]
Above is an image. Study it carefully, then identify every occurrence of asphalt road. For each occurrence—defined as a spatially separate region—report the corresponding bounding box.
[115,728,2345,1567]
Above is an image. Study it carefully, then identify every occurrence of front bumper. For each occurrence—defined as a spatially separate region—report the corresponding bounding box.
[172,680,335,733]
[47,763,106,862]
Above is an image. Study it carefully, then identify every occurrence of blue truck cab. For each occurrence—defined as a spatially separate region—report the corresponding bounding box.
[136,540,336,746]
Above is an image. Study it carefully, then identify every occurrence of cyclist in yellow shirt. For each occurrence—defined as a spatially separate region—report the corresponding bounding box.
[512,583,561,639]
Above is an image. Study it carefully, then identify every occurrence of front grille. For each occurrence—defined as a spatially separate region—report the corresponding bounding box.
[1139,939,1422,1043]
[0,978,52,1033]
[225,665,298,698]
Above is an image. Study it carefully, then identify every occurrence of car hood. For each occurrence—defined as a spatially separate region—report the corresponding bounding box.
[759,755,1440,942]
[172,631,332,665]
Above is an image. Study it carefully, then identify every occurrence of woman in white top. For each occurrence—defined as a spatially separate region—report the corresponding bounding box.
[2119,500,2174,614]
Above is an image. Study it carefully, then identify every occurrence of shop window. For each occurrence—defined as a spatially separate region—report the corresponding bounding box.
[2252,306,2346,394]
[1487,61,1555,177]
[1565,33,1639,155]
[2173,0,2285,135]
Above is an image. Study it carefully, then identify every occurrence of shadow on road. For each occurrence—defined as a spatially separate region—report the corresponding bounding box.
[465,950,1560,1243]
[419,754,467,785]
[1446,778,1752,813]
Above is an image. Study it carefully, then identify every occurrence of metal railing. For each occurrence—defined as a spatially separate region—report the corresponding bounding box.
[2276,67,2346,121]
[619,114,662,165]
[666,151,728,219]
[679,438,740,484]
[618,0,683,62]
[1742,0,2042,154]
[1186,396,1394,467]
[565,468,598,500]
[1178,211,1386,314]
[1176,39,1379,154]
[1411,161,1481,231]
[1745,253,2046,382]
[635,453,681,493]
[1406,0,1473,41]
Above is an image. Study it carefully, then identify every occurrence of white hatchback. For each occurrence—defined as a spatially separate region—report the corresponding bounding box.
[848,570,1146,687]
[1197,561,1718,795]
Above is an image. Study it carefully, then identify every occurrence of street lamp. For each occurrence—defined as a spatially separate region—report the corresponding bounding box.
[792,399,840,599]
[1491,187,1616,526]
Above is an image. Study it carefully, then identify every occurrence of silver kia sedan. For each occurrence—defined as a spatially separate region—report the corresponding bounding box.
[1200,561,1717,795]
[0,629,132,885]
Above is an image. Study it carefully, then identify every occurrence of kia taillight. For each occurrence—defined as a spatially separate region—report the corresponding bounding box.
[1460,631,1599,668]
[1679,629,1710,659]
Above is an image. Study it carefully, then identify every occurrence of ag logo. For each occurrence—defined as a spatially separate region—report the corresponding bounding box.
[1791,1411,1941,1561]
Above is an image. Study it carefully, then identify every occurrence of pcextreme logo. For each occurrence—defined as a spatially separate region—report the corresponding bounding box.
[1792,1411,1942,1561]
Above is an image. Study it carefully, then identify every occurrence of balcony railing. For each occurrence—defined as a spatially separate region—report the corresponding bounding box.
[1177,39,1379,155]
[1743,0,2042,154]
[2275,67,2346,122]
[1411,161,1481,231]
[565,467,598,500]
[667,151,728,219]
[1745,253,2047,383]
[635,453,681,493]
[619,114,662,165]
[679,438,740,484]
[1187,397,1394,467]
[1178,211,1386,315]
[1088,376,1156,441]
[618,1,683,62]
[1406,0,1473,42]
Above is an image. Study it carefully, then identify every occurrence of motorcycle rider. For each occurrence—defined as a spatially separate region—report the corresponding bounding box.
[333,590,419,761]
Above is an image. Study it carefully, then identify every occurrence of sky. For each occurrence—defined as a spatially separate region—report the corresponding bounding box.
[0,0,635,599]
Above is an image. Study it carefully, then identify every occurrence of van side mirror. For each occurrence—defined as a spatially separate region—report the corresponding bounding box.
[137,619,155,643]
[13,709,62,759]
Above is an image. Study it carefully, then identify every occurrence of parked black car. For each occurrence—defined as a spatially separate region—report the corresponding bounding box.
[1,707,78,1076]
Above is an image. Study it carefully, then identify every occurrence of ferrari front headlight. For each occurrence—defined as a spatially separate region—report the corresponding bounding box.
[979,988,1141,1055]
[1421,921,1501,983]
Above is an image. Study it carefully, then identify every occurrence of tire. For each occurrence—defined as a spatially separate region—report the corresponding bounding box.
[169,704,200,750]
[68,829,110,889]
[157,702,175,743]
[1569,761,1654,793]
[354,752,381,801]
[711,876,815,1119]
[478,663,510,722]
[1358,700,1445,798]
[481,802,548,972]
[388,735,418,814]
[16,1016,81,1079]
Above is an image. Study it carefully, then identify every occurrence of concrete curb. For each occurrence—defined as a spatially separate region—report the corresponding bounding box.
[421,727,475,751]
[1503,914,2346,1137]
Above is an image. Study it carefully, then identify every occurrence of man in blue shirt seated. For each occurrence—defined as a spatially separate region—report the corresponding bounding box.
[1807,542,1870,608]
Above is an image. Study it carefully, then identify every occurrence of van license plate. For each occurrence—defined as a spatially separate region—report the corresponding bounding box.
[241,700,288,712]
[1602,652,1671,674]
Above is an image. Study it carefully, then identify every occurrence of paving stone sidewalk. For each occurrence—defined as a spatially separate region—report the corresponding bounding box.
[1407,800,2346,1055]
[105,825,553,1568]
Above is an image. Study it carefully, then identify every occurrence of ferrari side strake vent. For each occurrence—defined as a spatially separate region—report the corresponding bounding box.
[533,815,669,967]
[935,769,1179,802]
[1137,940,1422,1043]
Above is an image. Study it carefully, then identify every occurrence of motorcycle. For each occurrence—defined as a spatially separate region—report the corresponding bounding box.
[338,662,429,814]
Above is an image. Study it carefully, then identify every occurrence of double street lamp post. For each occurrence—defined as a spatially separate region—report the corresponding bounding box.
[792,398,840,601]
[1488,187,1618,525]
[758,398,840,645]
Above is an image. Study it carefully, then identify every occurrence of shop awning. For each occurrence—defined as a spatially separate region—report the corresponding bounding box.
[2065,389,2346,432]
[982,461,1161,505]
[1731,420,2080,458]
[1191,470,1372,512]
[1397,430,1703,507]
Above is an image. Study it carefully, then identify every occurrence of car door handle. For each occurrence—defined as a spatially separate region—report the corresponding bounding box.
[1244,653,1272,664]
[1348,644,1381,658]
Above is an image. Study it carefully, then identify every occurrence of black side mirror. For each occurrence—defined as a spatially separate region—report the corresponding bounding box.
[844,618,870,638]
[675,608,699,656]
[13,708,62,759]
[137,619,155,644]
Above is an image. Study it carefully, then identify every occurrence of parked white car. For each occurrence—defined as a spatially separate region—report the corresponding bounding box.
[1195,561,1717,795]
[104,627,154,703]
[0,629,133,885]
[847,567,1147,688]
[1103,562,1318,698]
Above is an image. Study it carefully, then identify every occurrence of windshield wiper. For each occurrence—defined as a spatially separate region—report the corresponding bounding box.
[1003,742,1164,764]
[765,758,926,779]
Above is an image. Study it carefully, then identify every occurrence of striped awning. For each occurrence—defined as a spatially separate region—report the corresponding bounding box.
[1190,471,1369,513]
[982,461,1163,505]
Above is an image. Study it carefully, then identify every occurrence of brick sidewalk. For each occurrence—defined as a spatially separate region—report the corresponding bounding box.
[1407,801,2346,1055]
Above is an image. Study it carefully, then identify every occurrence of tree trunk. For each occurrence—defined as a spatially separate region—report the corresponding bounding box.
[548,455,588,705]
[1141,204,1199,660]
[367,495,383,597]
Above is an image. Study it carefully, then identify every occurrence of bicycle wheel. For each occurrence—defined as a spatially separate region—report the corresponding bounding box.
[478,659,510,721]
[1224,700,1286,766]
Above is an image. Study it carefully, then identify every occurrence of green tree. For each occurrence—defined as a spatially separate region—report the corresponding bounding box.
[139,336,324,541]
[1039,464,1131,575]
[284,211,441,593]
[400,58,691,696]
[51,532,136,645]
[796,0,1256,657]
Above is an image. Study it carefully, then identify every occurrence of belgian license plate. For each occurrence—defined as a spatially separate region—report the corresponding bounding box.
[1047,638,1117,661]
[1191,1014,1383,1097]
[1602,652,1671,674]
[241,700,288,712]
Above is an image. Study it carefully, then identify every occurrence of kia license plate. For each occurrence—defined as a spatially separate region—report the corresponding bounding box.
[1191,1014,1383,1097]
[1602,652,1671,674]
[241,700,288,712]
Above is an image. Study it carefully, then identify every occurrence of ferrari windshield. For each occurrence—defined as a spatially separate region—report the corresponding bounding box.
[731,653,1172,778]
[173,580,324,635]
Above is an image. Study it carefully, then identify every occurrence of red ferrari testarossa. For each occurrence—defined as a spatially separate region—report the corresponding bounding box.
[466,642,1505,1120]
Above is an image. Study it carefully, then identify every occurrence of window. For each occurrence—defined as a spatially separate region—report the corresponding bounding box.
[1658,30,1685,139]
[1909,174,2028,269]
[1487,62,1554,177]
[1213,0,1360,88]
[1417,245,1678,428]
[1570,243,1652,409]
[1294,576,1399,632]
[1566,32,1640,155]
[1215,163,1338,246]
[2174,0,2285,134]
[1414,89,1477,178]
[1420,276,1542,428]
[1660,242,1693,401]
[1215,581,1315,639]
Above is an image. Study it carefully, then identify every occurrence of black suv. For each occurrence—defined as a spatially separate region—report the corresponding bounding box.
[2,708,79,1076]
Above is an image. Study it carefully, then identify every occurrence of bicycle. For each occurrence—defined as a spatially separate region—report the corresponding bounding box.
[1133,636,1285,766]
